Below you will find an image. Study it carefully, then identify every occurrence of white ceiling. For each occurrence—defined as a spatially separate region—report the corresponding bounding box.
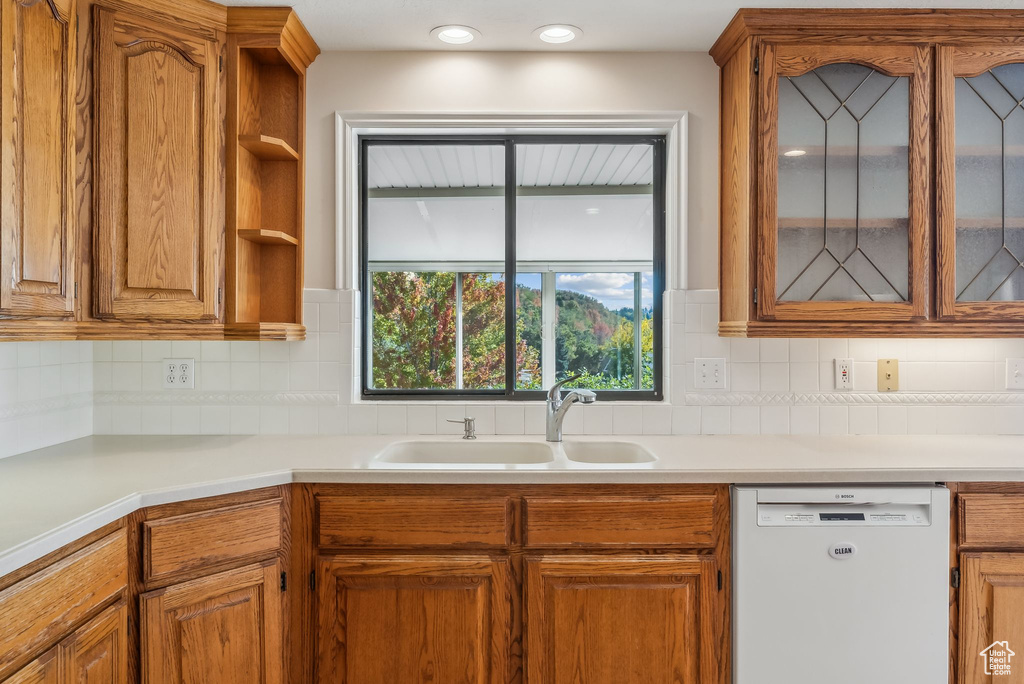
[368,144,653,189]
[220,0,1024,52]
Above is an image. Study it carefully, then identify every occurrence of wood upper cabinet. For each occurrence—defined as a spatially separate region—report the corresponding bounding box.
[959,553,1024,683]
[0,0,76,319]
[141,560,283,684]
[756,43,930,324]
[525,554,721,684]
[315,555,514,684]
[937,47,1024,321]
[713,10,1024,336]
[92,5,223,323]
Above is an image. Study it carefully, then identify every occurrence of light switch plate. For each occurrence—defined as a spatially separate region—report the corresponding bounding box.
[1007,359,1024,390]
[834,358,854,391]
[163,358,195,389]
[877,358,899,392]
[694,358,726,390]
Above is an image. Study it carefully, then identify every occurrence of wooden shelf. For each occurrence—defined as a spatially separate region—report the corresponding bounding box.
[238,229,299,246]
[239,134,299,161]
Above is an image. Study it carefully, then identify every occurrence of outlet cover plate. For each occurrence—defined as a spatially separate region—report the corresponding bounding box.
[834,358,854,391]
[877,358,899,392]
[694,358,726,390]
[163,358,195,389]
[1007,359,1024,390]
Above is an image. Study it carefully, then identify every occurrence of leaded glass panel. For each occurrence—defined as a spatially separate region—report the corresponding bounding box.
[777,63,910,302]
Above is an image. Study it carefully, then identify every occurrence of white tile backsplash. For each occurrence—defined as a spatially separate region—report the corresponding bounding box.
[0,288,1019,453]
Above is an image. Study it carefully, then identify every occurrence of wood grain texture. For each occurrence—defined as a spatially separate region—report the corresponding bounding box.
[710,9,1024,66]
[60,599,128,684]
[936,46,1024,322]
[958,553,1024,684]
[523,495,717,548]
[756,42,929,324]
[225,17,312,330]
[143,498,282,584]
[317,495,514,549]
[92,5,221,322]
[0,0,76,319]
[0,529,126,680]
[722,319,1024,337]
[718,41,756,330]
[316,555,514,684]
[141,560,283,684]
[2,647,57,684]
[960,494,1024,551]
[525,554,720,684]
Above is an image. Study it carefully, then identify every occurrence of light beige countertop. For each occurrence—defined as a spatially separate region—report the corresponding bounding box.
[3,433,1024,577]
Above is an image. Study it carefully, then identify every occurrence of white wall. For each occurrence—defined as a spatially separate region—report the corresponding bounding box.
[304,50,721,289]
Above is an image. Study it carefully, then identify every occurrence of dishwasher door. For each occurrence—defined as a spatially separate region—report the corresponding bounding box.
[732,486,950,684]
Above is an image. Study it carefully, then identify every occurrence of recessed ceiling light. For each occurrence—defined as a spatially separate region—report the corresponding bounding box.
[585,207,601,215]
[533,24,582,44]
[783,149,807,157]
[431,25,479,45]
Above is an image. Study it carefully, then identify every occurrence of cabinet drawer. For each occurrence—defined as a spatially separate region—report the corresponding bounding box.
[143,499,282,583]
[317,496,512,548]
[524,495,717,548]
[960,494,1024,549]
[0,529,127,679]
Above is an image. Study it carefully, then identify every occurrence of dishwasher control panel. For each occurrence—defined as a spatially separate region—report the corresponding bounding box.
[757,503,932,526]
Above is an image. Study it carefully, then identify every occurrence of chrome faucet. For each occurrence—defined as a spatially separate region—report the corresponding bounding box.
[545,376,596,442]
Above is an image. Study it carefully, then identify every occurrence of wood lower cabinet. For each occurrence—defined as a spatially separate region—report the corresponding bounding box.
[956,486,1024,684]
[525,554,719,684]
[2,649,58,684]
[959,554,1024,684]
[61,600,128,684]
[0,0,77,320]
[92,4,223,323]
[316,555,514,684]
[141,560,283,684]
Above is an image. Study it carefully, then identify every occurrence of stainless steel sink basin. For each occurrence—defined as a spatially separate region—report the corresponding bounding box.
[562,441,657,464]
[375,440,555,465]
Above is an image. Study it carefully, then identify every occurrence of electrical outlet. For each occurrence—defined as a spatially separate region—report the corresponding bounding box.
[877,358,899,392]
[163,358,195,389]
[694,358,726,390]
[1007,359,1024,390]
[834,358,854,391]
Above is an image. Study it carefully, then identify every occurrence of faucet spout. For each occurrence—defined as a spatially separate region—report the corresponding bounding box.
[545,377,596,442]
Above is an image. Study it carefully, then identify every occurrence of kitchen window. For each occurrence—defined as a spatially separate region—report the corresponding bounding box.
[360,135,665,400]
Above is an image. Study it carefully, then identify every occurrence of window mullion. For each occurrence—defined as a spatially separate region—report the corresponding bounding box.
[455,274,464,390]
[634,272,642,390]
[542,271,556,390]
[504,139,517,396]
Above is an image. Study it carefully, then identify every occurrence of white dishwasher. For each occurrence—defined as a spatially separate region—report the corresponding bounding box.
[733,485,949,684]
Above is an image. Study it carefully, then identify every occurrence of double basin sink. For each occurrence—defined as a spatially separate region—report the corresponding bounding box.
[373,439,657,467]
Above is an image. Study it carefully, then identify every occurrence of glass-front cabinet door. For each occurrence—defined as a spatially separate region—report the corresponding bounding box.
[757,44,930,321]
[937,47,1024,319]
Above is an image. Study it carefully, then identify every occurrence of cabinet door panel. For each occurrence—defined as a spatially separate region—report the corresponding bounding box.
[60,600,127,684]
[960,553,1024,684]
[316,555,513,684]
[758,43,930,322]
[938,46,1024,320]
[2,648,57,684]
[93,6,221,322]
[525,554,721,684]
[0,0,75,318]
[141,561,282,684]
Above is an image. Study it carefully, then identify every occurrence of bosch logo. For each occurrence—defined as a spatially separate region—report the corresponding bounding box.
[835,494,855,499]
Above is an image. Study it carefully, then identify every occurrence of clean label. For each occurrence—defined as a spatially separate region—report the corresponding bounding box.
[828,542,857,560]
